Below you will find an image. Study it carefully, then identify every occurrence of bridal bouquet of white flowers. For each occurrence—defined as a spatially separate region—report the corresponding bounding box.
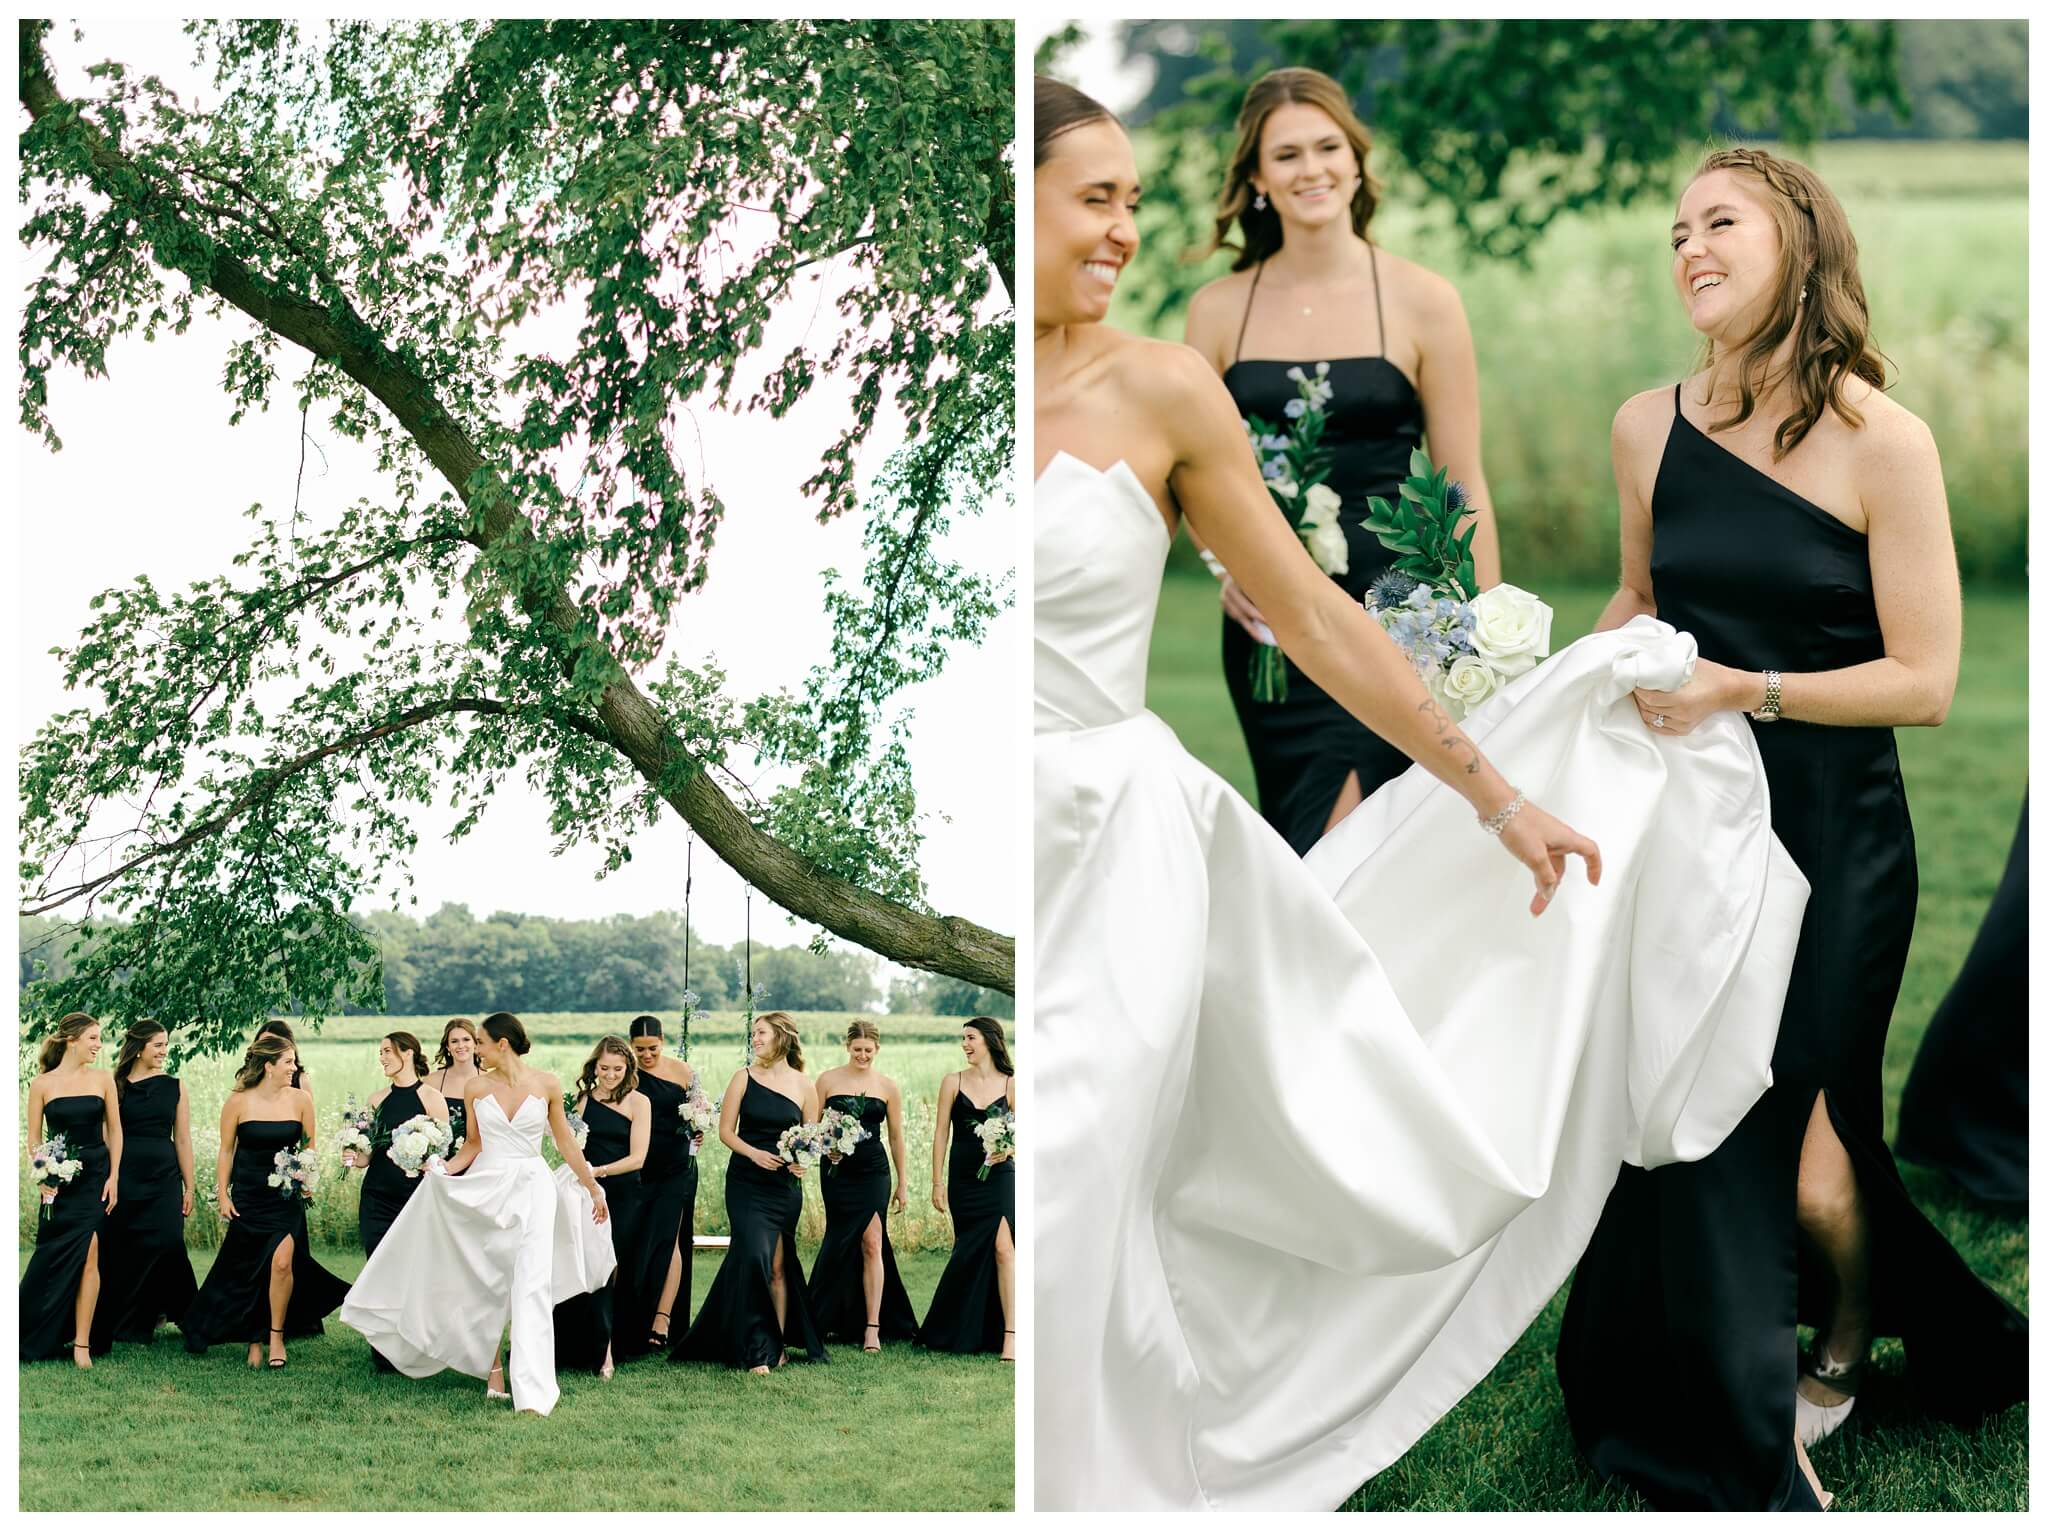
[267,1145,319,1200]
[336,1096,375,1167]
[1363,451,1553,720]
[1240,364,1348,703]
[679,1086,718,1154]
[776,1121,828,1170]
[973,1108,1016,1181]
[387,1114,454,1178]
[818,1104,873,1163]
[28,1134,82,1205]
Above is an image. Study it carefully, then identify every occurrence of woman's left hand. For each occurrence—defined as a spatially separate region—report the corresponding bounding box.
[102,1176,118,1213]
[1634,659,1758,736]
[180,1186,194,1217]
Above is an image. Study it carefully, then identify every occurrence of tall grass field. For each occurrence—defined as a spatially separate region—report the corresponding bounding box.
[1149,576,2028,1511]
[18,1011,1013,1511]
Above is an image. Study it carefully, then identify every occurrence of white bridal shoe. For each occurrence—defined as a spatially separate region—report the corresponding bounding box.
[1794,1341,1866,1448]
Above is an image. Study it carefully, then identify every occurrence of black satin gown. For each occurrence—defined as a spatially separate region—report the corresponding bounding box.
[19,1092,113,1361]
[916,1085,1014,1354]
[617,1068,696,1360]
[1220,250,1429,856]
[555,1093,646,1372]
[1555,391,2029,1509]
[807,1092,919,1343]
[358,1082,428,1256]
[672,1074,825,1369]
[95,1074,197,1345]
[1896,795,2028,1207]
[181,1117,351,1353]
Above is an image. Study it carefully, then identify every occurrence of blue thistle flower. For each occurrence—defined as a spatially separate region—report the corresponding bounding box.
[1367,570,1420,611]
[1445,480,1469,513]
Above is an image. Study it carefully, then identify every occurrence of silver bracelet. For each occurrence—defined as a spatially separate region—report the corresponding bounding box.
[1477,790,1526,836]
[1198,548,1227,581]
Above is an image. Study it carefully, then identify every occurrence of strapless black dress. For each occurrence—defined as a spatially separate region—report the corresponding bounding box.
[917,1086,1014,1354]
[20,1091,113,1361]
[95,1074,197,1344]
[672,1075,825,1369]
[181,1116,351,1353]
[807,1092,918,1343]
[1556,390,2028,1508]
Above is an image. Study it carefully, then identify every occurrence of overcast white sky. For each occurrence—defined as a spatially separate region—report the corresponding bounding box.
[14,21,1017,961]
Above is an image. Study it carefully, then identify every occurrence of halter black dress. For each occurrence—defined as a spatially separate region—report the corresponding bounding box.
[555,1092,646,1372]
[672,1073,826,1369]
[358,1082,428,1257]
[95,1074,197,1344]
[1555,389,2028,1509]
[807,1091,919,1343]
[916,1081,1014,1354]
[1895,795,2028,1208]
[19,1091,114,1361]
[1220,245,1429,855]
[617,1068,696,1359]
[181,1116,351,1353]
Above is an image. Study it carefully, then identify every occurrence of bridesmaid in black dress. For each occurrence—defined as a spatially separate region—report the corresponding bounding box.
[423,1017,482,1157]
[1556,147,2026,1509]
[1183,67,1501,855]
[917,1017,1016,1359]
[673,1012,826,1372]
[341,1031,448,1370]
[95,1020,196,1345]
[253,1018,313,1105]
[625,1015,703,1356]
[808,1020,918,1350]
[20,1013,120,1365]
[182,1033,351,1367]
[554,1036,650,1377]
[1895,795,2027,1208]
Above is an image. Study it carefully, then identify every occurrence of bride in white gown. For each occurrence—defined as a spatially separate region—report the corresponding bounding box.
[1032,79,1810,1509]
[341,1012,614,1417]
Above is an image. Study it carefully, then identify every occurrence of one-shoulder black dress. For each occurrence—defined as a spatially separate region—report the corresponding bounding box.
[1220,247,1429,856]
[807,1092,919,1343]
[555,1092,646,1372]
[20,1092,114,1361]
[672,1074,826,1369]
[96,1074,197,1344]
[181,1117,351,1353]
[917,1083,1014,1354]
[1555,390,2028,1509]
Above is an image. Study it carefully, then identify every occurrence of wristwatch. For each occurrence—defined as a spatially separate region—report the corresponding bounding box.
[1751,670,1783,723]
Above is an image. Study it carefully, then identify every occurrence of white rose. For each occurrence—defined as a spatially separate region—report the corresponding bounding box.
[1441,653,1502,714]
[1302,482,1341,523]
[1268,476,1298,500]
[1469,583,1553,678]
[1303,517,1350,576]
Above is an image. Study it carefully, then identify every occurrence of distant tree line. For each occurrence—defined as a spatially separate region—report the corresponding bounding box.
[19,908,1013,1021]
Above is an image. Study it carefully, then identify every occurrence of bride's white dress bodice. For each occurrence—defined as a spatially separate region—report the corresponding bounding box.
[1032,454,1810,1509]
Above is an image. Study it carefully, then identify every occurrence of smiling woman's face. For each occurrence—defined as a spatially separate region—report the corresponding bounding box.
[1035,118,1141,329]
[1670,167,1785,343]
[1253,101,1358,235]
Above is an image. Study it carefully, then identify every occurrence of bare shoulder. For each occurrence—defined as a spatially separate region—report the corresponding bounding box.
[1378,246,1464,317]
[1615,382,1680,442]
[369,1084,391,1107]
[1847,383,1937,465]
[1185,269,1257,352]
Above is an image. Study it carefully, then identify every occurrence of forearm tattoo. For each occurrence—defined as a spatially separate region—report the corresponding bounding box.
[1419,697,1481,775]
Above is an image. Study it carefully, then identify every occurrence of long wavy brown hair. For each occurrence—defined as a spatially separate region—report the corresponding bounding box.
[1689,146,1889,460]
[754,1011,805,1072]
[36,1012,99,1074]
[1200,68,1381,271]
[576,1036,640,1105]
[233,1033,296,1092]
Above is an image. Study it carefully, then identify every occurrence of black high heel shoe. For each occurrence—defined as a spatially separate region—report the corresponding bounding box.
[648,1310,672,1350]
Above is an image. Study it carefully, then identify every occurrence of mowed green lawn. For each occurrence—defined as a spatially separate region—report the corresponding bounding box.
[18,1012,1012,1510]
[1148,574,2028,1511]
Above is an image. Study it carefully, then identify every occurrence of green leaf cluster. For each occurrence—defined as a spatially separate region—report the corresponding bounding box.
[1363,449,1479,601]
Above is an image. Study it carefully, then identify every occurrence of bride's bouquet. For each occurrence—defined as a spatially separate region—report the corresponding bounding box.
[1363,450,1553,720]
[387,1114,454,1178]
[1241,364,1348,703]
[267,1145,319,1200]
[335,1096,375,1167]
[679,1085,718,1154]
[818,1103,872,1164]
[973,1108,1017,1181]
[776,1121,828,1170]
[28,1134,82,1206]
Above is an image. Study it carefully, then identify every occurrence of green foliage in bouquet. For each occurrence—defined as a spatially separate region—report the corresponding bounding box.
[1364,450,1480,602]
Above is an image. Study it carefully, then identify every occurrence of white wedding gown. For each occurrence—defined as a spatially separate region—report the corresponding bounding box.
[1034,452,1811,1509]
[340,1092,615,1416]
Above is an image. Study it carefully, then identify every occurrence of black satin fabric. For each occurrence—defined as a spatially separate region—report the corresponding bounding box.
[1221,355,1426,855]
[358,1083,426,1257]
[808,1093,918,1343]
[181,1118,351,1353]
[1556,396,2028,1509]
[616,1069,696,1361]
[95,1075,196,1344]
[555,1093,646,1372]
[916,1085,1014,1355]
[1896,796,2028,1207]
[672,1075,825,1369]
[19,1093,113,1361]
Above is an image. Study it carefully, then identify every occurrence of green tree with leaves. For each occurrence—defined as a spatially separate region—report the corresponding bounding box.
[18,19,1015,1057]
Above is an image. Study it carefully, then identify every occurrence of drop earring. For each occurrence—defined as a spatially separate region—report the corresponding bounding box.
[1253,192,1267,212]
